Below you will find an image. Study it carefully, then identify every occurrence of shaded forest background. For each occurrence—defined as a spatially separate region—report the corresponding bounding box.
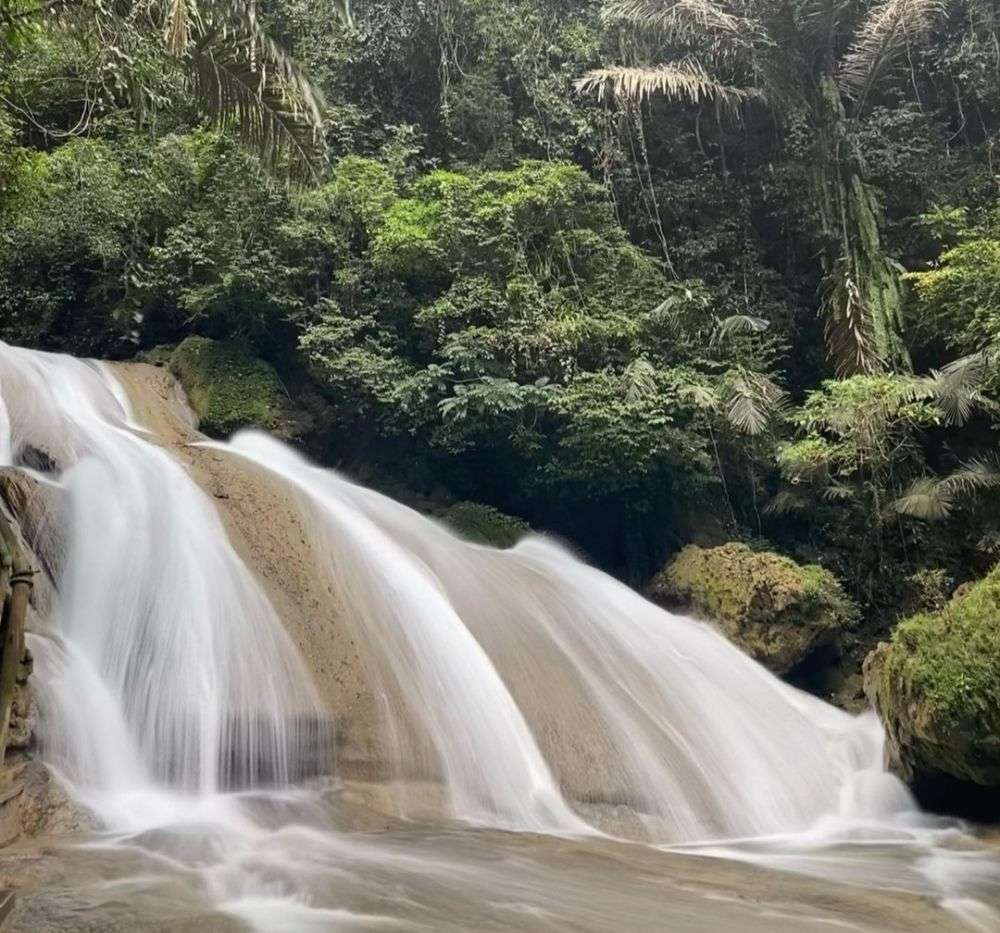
[2,0,1000,639]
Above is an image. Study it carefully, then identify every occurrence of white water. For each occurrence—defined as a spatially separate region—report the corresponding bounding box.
[0,343,997,930]
[225,432,907,841]
[0,345,328,826]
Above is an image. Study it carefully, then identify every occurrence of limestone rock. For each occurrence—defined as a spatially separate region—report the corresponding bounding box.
[649,543,857,675]
[864,566,1000,815]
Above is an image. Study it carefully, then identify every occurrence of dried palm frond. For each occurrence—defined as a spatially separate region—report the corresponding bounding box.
[839,0,946,102]
[820,267,883,377]
[722,370,788,435]
[164,0,188,54]
[624,358,659,402]
[601,0,747,41]
[892,477,952,521]
[576,59,761,113]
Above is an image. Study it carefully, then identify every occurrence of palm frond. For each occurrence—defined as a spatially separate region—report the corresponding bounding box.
[180,0,338,179]
[919,350,998,426]
[722,370,788,435]
[939,455,1000,496]
[712,314,770,345]
[601,0,747,41]
[820,267,883,376]
[977,530,1000,555]
[764,489,809,515]
[839,0,946,101]
[892,477,952,521]
[680,382,720,410]
[576,59,761,113]
[188,40,326,180]
[624,358,658,402]
[821,482,856,502]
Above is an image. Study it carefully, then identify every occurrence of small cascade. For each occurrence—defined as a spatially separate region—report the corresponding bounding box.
[0,345,329,828]
[227,432,908,840]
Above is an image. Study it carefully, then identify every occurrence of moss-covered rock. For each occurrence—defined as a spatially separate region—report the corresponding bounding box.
[162,337,285,438]
[864,566,1000,799]
[437,501,529,548]
[648,543,857,675]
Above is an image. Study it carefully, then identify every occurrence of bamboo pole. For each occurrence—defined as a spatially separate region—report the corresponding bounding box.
[0,510,33,763]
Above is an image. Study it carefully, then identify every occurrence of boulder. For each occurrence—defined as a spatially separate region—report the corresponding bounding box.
[437,501,529,548]
[158,337,305,439]
[864,566,1000,817]
[649,543,857,675]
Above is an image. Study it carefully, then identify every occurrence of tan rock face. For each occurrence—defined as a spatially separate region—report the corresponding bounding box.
[0,471,83,845]
[648,543,857,675]
[108,363,390,782]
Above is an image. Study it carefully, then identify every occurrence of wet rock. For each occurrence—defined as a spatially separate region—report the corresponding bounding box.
[436,501,530,548]
[864,566,1000,819]
[648,543,858,676]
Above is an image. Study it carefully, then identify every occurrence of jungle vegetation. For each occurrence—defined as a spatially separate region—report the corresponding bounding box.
[2,0,1000,635]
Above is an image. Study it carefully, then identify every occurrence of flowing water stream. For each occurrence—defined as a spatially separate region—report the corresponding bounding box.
[0,342,998,931]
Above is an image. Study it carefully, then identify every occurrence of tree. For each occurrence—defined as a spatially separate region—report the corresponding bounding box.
[579,0,950,375]
[0,0,349,177]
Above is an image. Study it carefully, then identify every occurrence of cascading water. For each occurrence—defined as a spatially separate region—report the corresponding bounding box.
[0,345,329,827]
[0,341,997,932]
[224,432,905,841]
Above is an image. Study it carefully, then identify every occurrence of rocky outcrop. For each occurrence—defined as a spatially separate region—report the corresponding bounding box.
[864,567,1000,818]
[153,337,309,439]
[0,471,83,844]
[649,543,858,676]
[437,501,529,548]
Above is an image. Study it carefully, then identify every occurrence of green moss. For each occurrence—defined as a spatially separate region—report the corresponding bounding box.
[649,543,857,674]
[438,501,530,548]
[866,566,1000,786]
[166,336,284,438]
[885,568,1000,734]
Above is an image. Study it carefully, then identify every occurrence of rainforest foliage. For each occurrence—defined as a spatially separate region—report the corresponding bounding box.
[2,0,1000,631]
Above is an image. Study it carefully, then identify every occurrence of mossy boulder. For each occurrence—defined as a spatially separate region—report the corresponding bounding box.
[161,337,286,438]
[437,501,529,548]
[864,567,1000,809]
[648,543,857,675]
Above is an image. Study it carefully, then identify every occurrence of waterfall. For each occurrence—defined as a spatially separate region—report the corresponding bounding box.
[1,343,996,931]
[0,342,920,835]
[225,432,912,841]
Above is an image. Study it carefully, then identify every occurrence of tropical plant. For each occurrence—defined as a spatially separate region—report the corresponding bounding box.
[0,0,348,176]
[580,0,952,375]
